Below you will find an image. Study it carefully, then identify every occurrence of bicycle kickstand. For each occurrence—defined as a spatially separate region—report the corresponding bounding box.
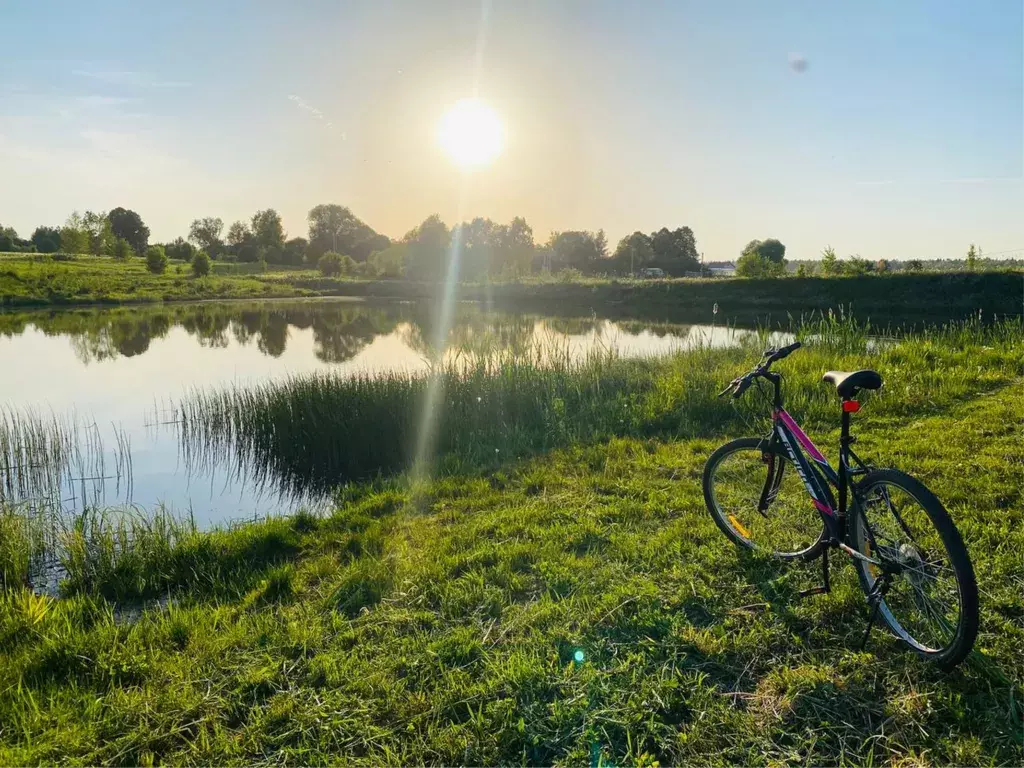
[799,548,831,598]
[859,574,891,651]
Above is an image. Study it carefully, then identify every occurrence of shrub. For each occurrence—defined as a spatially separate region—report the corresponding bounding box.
[735,252,785,278]
[556,267,584,283]
[317,251,353,277]
[166,237,195,262]
[112,238,133,261]
[368,244,407,278]
[145,245,168,274]
[191,251,211,277]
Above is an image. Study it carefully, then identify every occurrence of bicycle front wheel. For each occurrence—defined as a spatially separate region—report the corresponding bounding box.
[850,469,978,669]
[703,437,826,559]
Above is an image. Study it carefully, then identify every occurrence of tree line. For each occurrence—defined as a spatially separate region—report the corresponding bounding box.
[3,207,1005,280]
[1,205,725,280]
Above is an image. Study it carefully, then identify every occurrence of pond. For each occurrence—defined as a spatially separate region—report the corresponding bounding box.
[0,298,786,527]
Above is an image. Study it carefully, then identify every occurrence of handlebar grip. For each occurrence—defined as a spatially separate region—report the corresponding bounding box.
[732,377,752,398]
[774,341,802,360]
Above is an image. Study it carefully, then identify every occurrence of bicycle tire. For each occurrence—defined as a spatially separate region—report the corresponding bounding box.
[850,469,979,669]
[703,437,826,560]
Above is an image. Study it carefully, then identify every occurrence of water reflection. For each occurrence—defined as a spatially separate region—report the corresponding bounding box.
[0,299,782,526]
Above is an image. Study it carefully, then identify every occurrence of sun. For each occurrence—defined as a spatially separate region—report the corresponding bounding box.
[437,98,504,169]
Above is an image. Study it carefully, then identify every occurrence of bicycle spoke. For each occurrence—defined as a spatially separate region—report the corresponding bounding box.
[857,477,970,655]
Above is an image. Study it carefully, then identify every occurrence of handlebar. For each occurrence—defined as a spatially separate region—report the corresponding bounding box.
[717,341,802,399]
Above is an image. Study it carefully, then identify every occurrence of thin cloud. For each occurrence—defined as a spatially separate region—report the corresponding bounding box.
[288,94,345,139]
[288,94,323,119]
[75,95,140,107]
[72,69,190,88]
[856,176,1018,187]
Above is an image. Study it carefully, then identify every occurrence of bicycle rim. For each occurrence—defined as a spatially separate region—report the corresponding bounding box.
[854,479,965,654]
[707,441,823,557]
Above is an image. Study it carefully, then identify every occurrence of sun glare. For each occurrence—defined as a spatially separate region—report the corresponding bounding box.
[437,98,504,169]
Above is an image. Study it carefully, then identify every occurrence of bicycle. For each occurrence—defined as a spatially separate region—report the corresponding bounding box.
[702,341,979,669]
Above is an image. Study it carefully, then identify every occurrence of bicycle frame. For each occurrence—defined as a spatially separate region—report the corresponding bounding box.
[759,372,871,549]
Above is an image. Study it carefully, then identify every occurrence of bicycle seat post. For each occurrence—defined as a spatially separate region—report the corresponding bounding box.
[838,398,860,529]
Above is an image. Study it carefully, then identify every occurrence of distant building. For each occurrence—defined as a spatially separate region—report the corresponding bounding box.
[706,262,736,277]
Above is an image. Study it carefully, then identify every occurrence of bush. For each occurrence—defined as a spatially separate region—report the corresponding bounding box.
[191,251,211,277]
[368,244,407,278]
[112,238,133,261]
[145,245,168,274]
[556,267,585,283]
[735,251,785,278]
[317,251,353,277]
[166,238,195,262]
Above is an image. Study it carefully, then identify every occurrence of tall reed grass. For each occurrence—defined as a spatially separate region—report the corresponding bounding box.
[0,409,132,507]
[176,315,1024,500]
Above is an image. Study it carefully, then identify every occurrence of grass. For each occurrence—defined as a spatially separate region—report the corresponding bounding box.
[177,315,1024,497]
[0,253,307,306]
[0,316,1023,763]
[4,252,1024,328]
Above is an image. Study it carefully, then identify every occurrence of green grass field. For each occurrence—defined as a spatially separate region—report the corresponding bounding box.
[1,318,1022,764]
[0,253,308,306]
[4,252,1024,329]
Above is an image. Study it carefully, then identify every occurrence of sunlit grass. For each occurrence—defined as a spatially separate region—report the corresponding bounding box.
[1,378,1022,764]
[176,315,1024,499]
[1,313,1023,763]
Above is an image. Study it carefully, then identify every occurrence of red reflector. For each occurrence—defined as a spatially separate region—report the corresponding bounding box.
[842,400,861,413]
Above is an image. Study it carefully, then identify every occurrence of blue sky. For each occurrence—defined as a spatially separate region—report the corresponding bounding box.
[1,0,1021,261]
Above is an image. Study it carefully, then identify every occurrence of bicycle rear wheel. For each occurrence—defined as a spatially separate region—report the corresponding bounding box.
[850,469,978,669]
[703,437,825,559]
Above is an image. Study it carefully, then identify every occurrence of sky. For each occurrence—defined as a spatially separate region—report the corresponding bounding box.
[1,0,1022,261]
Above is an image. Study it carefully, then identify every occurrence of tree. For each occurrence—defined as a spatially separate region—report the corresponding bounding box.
[368,243,408,278]
[60,212,91,255]
[796,262,814,277]
[225,219,259,262]
[191,250,211,277]
[31,226,61,254]
[403,215,451,280]
[112,238,133,260]
[966,243,979,272]
[742,238,786,265]
[145,245,168,274]
[845,256,874,275]
[83,210,114,255]
[547,231,606,273]
[0,225,18,252]
[905,259,924,272]
[318,251,352,277]
[188,217,224,257]
[108,207,150,253]
[252,209,285,251]
[736,250,784,277]
[649,226,700,275]
[307,204,390,261]
[226,220,251,248]
[166,237,195,262]
[819,246,840,276]
[612,232,655,275]
[875,259,890,273]
[453,217,496,280]
[737,238,786,277]
[283,237,309,266]
[492,216,535,276]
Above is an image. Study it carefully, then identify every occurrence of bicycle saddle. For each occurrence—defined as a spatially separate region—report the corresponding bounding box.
[822,369,882,399]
